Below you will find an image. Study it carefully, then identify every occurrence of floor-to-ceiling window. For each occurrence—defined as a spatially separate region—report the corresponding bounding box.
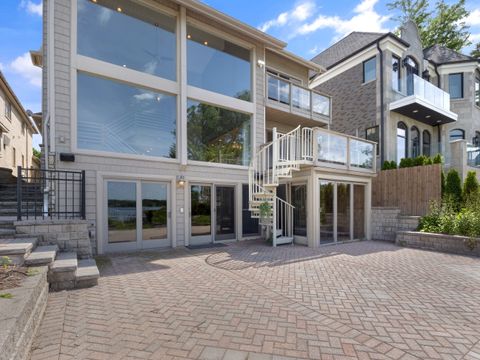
[411,126,420,158]
[319,181,334,244]
[423,130,431,157]
[242,184,259,237]
[337,183,351,241]
[291,184,307,237]
[397,122,408,163]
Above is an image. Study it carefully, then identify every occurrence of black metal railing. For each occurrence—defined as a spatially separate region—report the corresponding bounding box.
[17,167,86,220]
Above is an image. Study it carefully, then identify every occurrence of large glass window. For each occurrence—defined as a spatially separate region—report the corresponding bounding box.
[319,181,334,244]
[411,126,420,158]
[423,130,431,157]
[107,182,137,244]
[77,73,177,158]
[317,131,347,165]
[77,0,176,81]
[242,184,259,237]
[397,122,408,163]
[475,76,480,107]
[337,183,351,241]
[291,185,307,237]
[187,100,251,165]
[392,55,401,92]
[363,57,376,83]
[449,129,465,141]
[187,25,251,101]
[366,126,379,155]
[142,183,168,241]
[449,73,464,99]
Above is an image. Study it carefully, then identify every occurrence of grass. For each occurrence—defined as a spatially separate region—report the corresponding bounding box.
[94,256,112,270]
[0,293,13,299]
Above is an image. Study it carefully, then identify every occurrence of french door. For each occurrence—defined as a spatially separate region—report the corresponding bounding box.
[190,184,236,245]
[105,180,170,252]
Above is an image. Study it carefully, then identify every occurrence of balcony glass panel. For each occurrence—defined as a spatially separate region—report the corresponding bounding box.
[292,85,310,110]
[467,145,480,167]
[317,131,347,165]
[267,75,290,104]
[350,139,374,169]
[411,74,451,111]
[187,25,251,101]
[312,93,330,116]
[77,72,177,158]
[77,0,176,81]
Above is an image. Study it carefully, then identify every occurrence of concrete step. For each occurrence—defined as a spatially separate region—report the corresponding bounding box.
[75,259,100,288]
[276,236,294,245]
[25,245,58,266]
[0,237,38,265]
[48,252,78,291]
[0,228,17,238]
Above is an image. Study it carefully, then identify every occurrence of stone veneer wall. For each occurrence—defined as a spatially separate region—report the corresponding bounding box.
[15,219,92,258]
[372,207,420,241]
[396,231,480,257]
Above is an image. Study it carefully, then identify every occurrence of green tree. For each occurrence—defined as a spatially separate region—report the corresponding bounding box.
[471,43,480,58]
[388,0,471,51]
[444,169,462,207]
[463,171,479,201]
[32,148,41,159]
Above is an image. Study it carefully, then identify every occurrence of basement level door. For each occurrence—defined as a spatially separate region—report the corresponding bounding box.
[105,180,171,252]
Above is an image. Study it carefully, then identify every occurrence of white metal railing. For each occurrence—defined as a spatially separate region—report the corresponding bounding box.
[408,74,451,111]
[267,74,330,117]
[275,197,294,239]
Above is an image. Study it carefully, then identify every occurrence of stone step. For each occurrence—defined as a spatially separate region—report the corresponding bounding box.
[48,252,78,291]
[276,236,294,245]
[75,259,100,288]
[0,237,38,265]
[0,228,17,238]
[24,245,58,266]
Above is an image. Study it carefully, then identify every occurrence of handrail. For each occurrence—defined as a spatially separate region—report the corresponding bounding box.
[266,73,329,99]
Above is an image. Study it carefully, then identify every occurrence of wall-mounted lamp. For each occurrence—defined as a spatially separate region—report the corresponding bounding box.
[257,59,265,68]
[176,175,185,187]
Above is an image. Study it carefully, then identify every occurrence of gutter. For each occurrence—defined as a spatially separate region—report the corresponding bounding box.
[433,61,442,154]
[376,41,385,166]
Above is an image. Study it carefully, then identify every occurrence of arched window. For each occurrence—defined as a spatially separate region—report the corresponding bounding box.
[397,122,408,163]
[423,130,431,156]
[411,126,420,158]
[449,129,465,142]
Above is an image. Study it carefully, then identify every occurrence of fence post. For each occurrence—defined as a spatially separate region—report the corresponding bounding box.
[81,170,86,220]
[16,166,22,221]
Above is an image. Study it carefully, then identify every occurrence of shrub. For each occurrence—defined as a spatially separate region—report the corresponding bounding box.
[455,210,479,237]
[463,171,479,202]
[413,155,428,166]
[399,158,414,168]
[382,161,392,170]
[441,171,446,197]
[432,154,443,164]
[444,169,462,207]
[425,157,433,165]
[389,160,397,169]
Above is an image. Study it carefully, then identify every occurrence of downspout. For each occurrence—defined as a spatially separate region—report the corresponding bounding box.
[433,62,442,155]
[376,41,385,165]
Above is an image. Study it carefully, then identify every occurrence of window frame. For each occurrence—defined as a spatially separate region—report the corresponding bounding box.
[365,125,379,156]
[397,122,408,163]
[475,75,480,108]
[5,101,12,121]
[410,126,420,158]
[422,130,431,157]
[362,56,376,84]
[448,73,464,99]
[449,128,465,142]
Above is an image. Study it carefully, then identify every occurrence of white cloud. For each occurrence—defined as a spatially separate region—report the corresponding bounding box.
[465,9,480,27]
[20,1,42,16]
[297,0,390,39]
[0,63,4,72]
[9,53,42,88]
[259,1,315,32]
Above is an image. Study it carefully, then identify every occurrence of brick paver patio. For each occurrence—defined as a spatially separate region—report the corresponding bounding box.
[30,241,480,360]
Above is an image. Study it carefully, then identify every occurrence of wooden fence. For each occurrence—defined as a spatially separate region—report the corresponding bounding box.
[372,164,442,216]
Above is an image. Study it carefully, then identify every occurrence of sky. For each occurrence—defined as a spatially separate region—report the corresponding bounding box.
[0,0,480,149]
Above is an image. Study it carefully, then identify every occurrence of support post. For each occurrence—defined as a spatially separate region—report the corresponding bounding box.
[17,166,22,221]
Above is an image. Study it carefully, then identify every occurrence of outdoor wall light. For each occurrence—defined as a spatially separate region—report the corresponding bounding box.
[176,175,185,187]
[257,59,265,68]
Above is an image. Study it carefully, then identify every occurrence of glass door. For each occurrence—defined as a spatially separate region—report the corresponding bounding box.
[215,186,235,241]
[319,181,335,244]
[107,181,137,250]
[141,182,170,249]
[190,185,213,245]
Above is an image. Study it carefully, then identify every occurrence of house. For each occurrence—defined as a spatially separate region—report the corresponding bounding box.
[35,0,377,254]
[0,71,38,181]
[310,21,480,177]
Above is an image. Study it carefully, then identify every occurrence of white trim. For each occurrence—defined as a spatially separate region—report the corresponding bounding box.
[132,0,178,17]
[48,0,56,153]
[179,6,188,165]
[187,86,255,114]
[187,159,249,170]
[438,62,478,75]
[389,95,458,121]
[72,148,180,164]
[378,38,407,57]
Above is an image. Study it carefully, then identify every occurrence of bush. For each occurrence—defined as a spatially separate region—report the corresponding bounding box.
[413,155,428,166]
[382,160,398,170]
[399,157,415,168]
[432,154,443,164]
[463,171,479,201]
[444,169,462,207]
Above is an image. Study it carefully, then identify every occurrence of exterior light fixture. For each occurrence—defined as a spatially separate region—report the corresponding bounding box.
[204,41,208,45]
[176,175,185,187]
[412,109,419,113]
[117,7,122,12]
[187,34,191,39]
[425,115,431,118]
[257,59,265,68]
[91,0,97,2]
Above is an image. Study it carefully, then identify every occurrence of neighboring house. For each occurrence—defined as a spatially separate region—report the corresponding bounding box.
[0,71,38,181]
[311,21,480,176]
[36,0,377,254]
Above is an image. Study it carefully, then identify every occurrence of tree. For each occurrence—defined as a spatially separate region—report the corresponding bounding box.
[471,43,480,58]
[32,148,41,159]
[463,171,479,201]
[444,169,462,207]
[387,0,471,52]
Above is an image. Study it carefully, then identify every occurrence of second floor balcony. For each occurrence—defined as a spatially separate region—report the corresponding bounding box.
[390,74,458,126]
[266,73,331,126]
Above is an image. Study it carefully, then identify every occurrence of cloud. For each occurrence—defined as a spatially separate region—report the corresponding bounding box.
[20,1,42,16]
[259,1,315,32]
[465,9,480,27]
[0,63,4,71]
[133,92,163,102]
[9,53,42,88]
[296,0,390,39]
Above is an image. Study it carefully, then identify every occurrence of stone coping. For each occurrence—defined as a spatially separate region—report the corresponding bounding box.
[14,219,88,226]
[0,266,48,360]
[397,230,480,241]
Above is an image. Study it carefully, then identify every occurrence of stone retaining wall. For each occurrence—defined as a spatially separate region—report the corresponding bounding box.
[372,207,420,241]
[396,231,480,257]
[15,220,92,258]
[0,266,48,360]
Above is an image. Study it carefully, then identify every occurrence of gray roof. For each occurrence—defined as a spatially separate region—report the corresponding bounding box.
[423,44,478,64]
[311,32,385,69]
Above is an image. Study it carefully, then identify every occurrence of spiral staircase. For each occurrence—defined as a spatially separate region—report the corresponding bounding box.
[248,126,314,246]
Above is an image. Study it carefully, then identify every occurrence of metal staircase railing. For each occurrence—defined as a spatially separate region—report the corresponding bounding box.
[248,126,313,246]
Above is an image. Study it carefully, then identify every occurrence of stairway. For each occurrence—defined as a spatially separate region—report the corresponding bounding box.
[248,126,313,246]
[0,181,44,218]
[0,219,99,291]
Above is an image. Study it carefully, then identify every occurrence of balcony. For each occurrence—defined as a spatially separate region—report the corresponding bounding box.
[389,74,458,126]
[468,144,480,168]
[266,74,331,125]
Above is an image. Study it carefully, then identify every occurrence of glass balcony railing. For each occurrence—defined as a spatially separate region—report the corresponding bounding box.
[316,128,376,171]
[267,74,330,117]
[406,74,451,111]
[467,144,480,167]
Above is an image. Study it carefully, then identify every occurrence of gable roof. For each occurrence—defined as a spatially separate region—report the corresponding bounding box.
[423,44,479,65]
[311,32,409,69]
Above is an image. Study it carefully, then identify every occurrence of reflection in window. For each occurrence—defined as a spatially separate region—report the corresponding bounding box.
[363,57,376,83]
[142,183,168,241]
[475,76,480,107]
[449,73,463,99]
[319,181,334,244]
[350,139,374,169]
[312,93,330,116]
[423,130,431,157]
[77,0,176,81]
[317,131,347,165]
[77,73,177,158]
[397,122,408,163]
[242,184,259,237]
[366,126,379,155]
[411,126,420,158]
[187,25,251,100]
[337,183,351,241]
[449,129,465,141]
[291,185,307,236]
[107,181,136,243]
[267,74,290,104]
[187,100,251,165]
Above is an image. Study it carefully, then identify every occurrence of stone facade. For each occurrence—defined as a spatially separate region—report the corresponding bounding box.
[372,207,420,241]
[396,231,480,257]
[15,219,92,258]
